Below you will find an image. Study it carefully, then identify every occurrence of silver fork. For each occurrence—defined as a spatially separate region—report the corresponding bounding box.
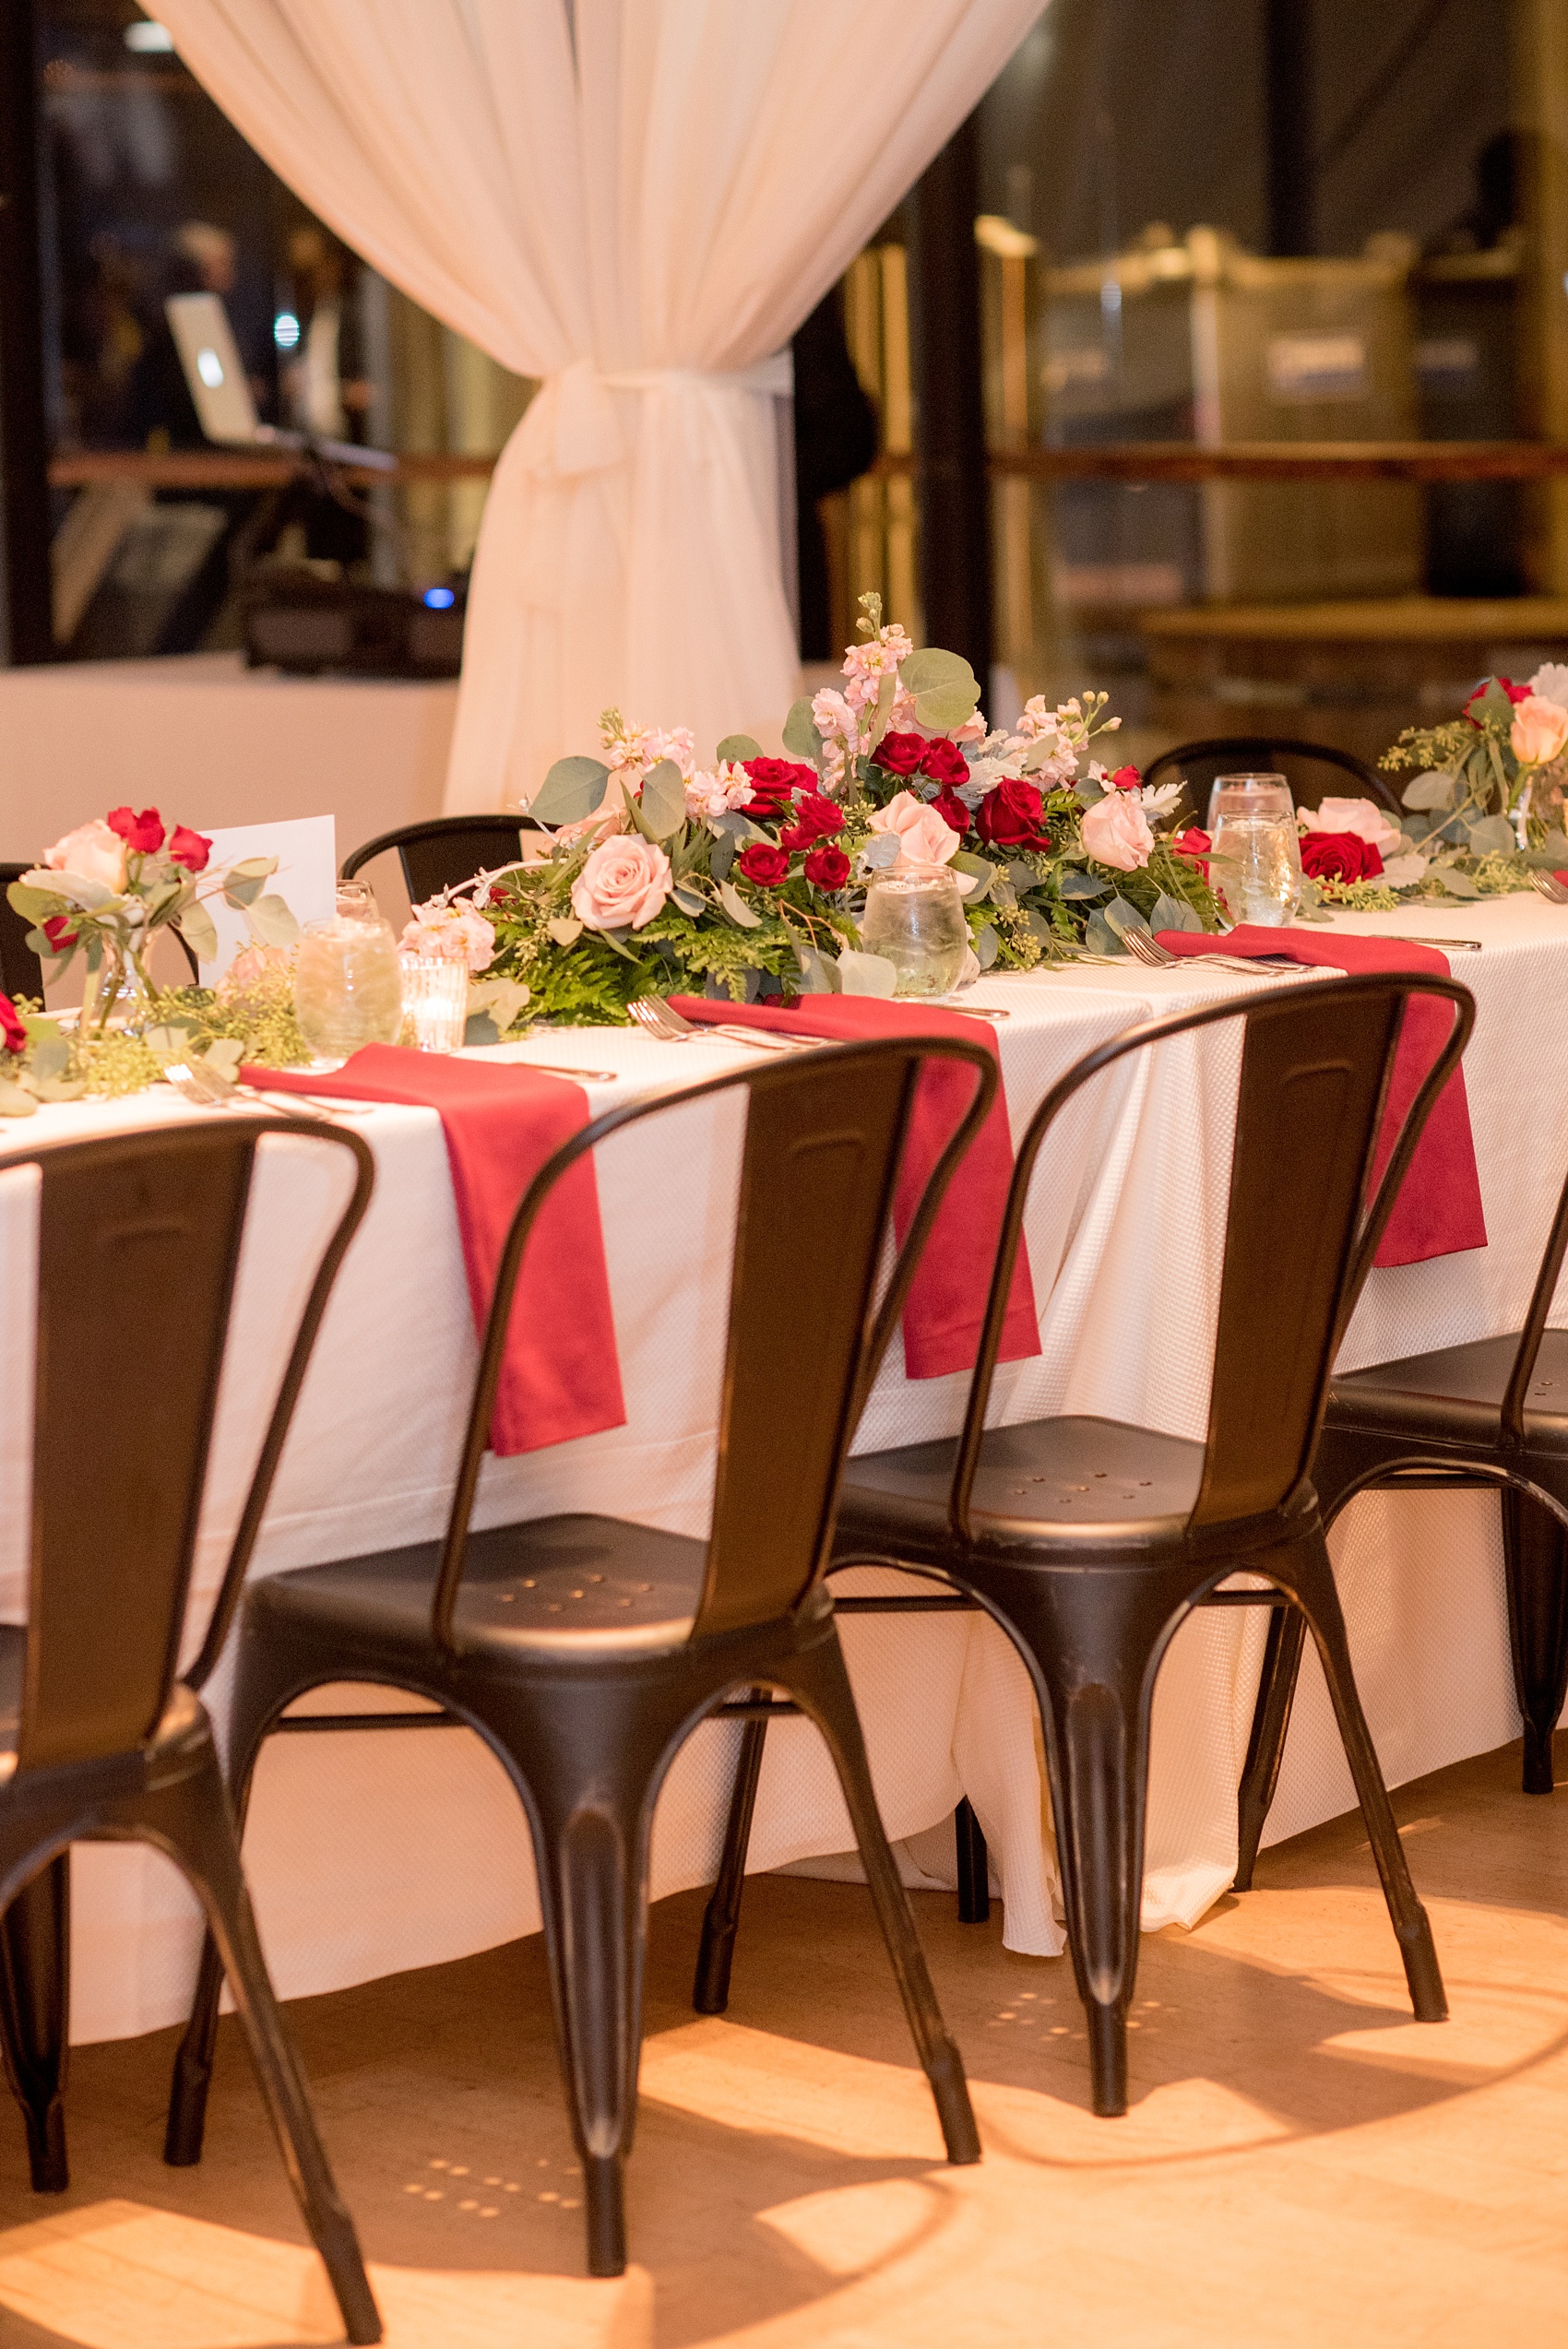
[1122,930,1330,979]
[1531,871,1568,906]
[628,997,819,1053]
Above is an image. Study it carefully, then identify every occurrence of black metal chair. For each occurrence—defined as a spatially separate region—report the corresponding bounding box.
[1233,1146,1568,1885]
[693,975,1474,2119]
[164,1036,995,2278]
[0,1117,379,2344]
[0,866,44,1002]
[340,813,545,905]
[1141,736,1403,833]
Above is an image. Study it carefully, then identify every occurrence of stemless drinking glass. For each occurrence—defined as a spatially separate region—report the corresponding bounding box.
[860,861,970,997]
[292,882,404,1062]
[399,952,469,1052]
[1206,772,1302,928]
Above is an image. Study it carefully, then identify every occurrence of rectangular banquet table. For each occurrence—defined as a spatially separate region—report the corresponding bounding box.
[0,892,1562,2044]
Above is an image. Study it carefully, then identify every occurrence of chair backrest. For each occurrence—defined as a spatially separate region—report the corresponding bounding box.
[15,1118,374,1772]
[1141,737,1402,830]
[0,865,45,1002]
[431,1036,997,1647]
[948,974,1474,1540]
[341,815,544,908]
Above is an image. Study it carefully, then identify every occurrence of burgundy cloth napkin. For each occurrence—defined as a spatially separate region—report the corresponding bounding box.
[1152,927,1486,1268]
[245,1045,625,1455]
[667,994,1040,1379]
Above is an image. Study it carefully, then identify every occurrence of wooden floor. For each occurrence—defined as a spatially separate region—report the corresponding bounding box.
[3,1735,1566,2349]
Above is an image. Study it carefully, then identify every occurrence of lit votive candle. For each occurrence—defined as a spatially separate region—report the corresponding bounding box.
[399,952,469,1052]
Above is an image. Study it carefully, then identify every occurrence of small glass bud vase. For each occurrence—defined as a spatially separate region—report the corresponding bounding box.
[292,882,403,1063]
[860,860,970,998]
[399,953,469,1052]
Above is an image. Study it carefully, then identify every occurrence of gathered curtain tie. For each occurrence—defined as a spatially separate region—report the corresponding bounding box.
[520,350,793,481]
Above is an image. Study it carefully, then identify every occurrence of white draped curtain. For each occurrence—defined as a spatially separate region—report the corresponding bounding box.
[153,1,1046,811]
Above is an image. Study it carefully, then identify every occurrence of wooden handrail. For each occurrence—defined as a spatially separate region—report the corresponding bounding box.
[48,439,1568,494]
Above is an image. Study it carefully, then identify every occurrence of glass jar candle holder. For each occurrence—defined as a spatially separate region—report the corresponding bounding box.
[860,861,971,997]
[292,883,404,1062]
[399,952,469,1052]
[1206,773,1303,928]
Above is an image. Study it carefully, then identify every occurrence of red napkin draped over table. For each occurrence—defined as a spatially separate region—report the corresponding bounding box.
[667,994,1040,1379]
[244,1045,625,1455]
[1152,927,1486,1269]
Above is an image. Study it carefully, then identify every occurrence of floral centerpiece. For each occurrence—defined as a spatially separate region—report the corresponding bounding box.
[1253,666,1568,913]
[411,597,1216,1029]
[8,806,300,1029]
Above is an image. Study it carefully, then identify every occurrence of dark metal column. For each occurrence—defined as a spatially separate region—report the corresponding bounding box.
[908,111,992,684]
[1265,0,1316,257]
[0,0,54,665]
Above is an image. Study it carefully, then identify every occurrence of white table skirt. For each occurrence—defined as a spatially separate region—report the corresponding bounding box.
[0,895,1556,2043]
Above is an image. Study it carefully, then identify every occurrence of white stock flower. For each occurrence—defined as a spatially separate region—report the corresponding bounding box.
[1530,663,1568,708]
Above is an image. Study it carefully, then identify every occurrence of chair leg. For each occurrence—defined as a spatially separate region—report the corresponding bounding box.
[783,1628,980,2165]
[1283,1534,1446,2023]
[693,1702,768,2015]
[152,1750,381,2345]
[0,1858,69,2191]
[1501,1486,1568,1795]
[1234,1605,1306,1891]
[165,1711,272,2167]
[954,1797,991,1924]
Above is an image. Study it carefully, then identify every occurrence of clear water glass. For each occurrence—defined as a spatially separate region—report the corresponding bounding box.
[399,953,469,1052]
[860,862,971,997]
[1204,773,1302,927]
[293,883,404,1062]
[1205,771,1295,832]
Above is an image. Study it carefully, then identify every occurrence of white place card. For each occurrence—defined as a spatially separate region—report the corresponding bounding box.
[196,814,338,977]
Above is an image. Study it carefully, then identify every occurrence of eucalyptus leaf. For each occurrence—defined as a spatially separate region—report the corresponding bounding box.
[1436,867,1483,898]
[244,894,300,949]
[529,754,611,827]
[900,647,980,733]
[1024,911,1055,949]
[0,1081,39,1117]
[1102,895,1149,939]
[715,733,764,764]
[38,871,114,911]
[467,977,530,1037]
[1534,829,1568,863]
[718,879,762,930]
[202,1038,245,1081]
[794,946,840,994]
[174,897,220,961]
[1058,868,1111,900]
[638,757,688,841]
[1005,860,1039,892]
[25,928,74,967]
[224,856,278,881]
[671,885,705,917]
[707,830,737,884]
[464,1011,501,1048]
[546,914,584,947]
[1466,813,1516,856]
[710,810,767,841]
[1083,911,1121,956]
[221,871,267,908]
[29,1038,70,1083]
[837,949,897,997]
[6,884,54,921]
[975,924,999,969]
[782,697,823,763]
[1402,770,1457,811]
[1150,890,1201,934]
[950,850,996,901]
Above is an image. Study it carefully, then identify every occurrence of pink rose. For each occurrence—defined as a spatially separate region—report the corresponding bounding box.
[1300,797,1403,860]
[867,789,961,868]
[1081,791,1155,872]
[570,834,671,931]
[42,818,127,892]
[1512,695,1568,768]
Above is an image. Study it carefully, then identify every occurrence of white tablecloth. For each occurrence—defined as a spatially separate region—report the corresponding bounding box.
[0,895,1557,2042]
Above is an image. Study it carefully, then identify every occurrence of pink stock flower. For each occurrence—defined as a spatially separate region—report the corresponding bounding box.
[1081,792,1155,872]
[867,789,961,868]
[400,900,496,972]
[570,835,671,931]
[42,819,127,891]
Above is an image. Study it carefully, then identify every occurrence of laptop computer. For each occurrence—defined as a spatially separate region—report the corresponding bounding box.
[165,291,393,471]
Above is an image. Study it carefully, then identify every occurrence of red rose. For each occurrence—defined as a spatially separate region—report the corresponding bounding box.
[929,786,972,836]
[41,915,77,954]
[975,776,1050,849]
[168,825,212,873]
[1466,675,1533,722]
[1299,831,1384,884]
[106,805,165,855]
[737,842,789,887]
[0,995,24,1055]
[872,731,927,777]
[779,792,844,850]
[1174,827,1211,859]
[743,757,817,792]
[919,738,970,786]
[803,843,850,890]
[1108,765,1142,790]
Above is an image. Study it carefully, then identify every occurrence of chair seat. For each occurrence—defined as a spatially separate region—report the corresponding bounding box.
[837,1415,1206,1558]
[1327,1327,1568,1454]
[247,1514,707,1662]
